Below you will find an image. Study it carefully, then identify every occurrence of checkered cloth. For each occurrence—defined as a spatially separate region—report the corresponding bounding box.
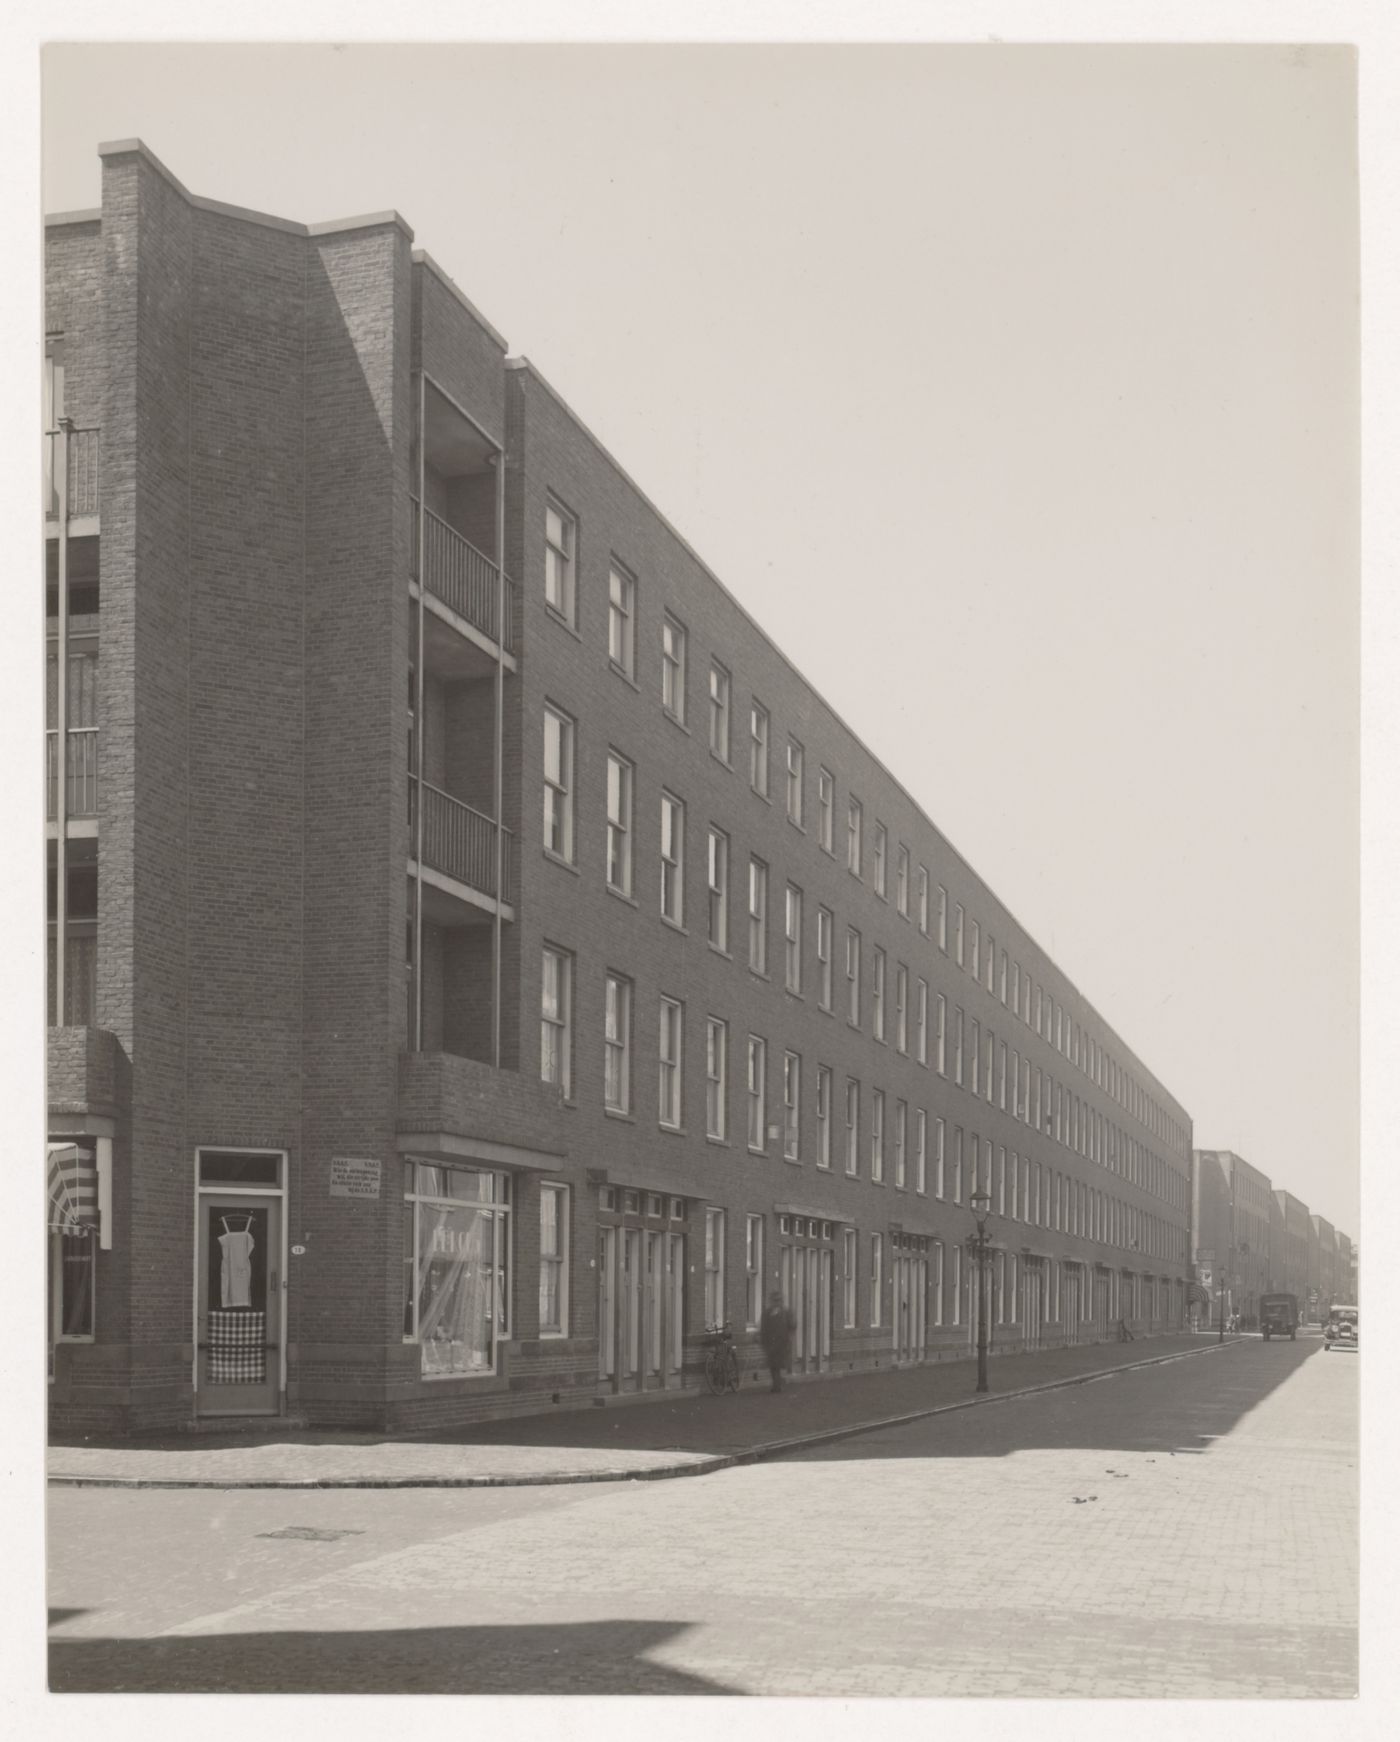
[208,1309,267,1384]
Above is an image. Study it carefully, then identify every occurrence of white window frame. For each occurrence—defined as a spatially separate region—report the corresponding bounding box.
[707,825,729,951]
[846,928,861,1027]
[783,1051,801,1160]
[936,994,947,1076]
[784,883,802,994]
[709,662,731,762]
[847,798,863,876]
[872,946,887,1042]
[916,978,928,1065]
[915,1109,927,1195]
[706,1016,728,1141]
[843,1228,858,1327]
[935,1117,946,1198]
[750,700,770,797]
[544,498,576,625]
[539,1182,569,1336]
[745,1214,764,1330]
[608,562,636,678]
[874,823,888,898]
[817,906,833,1011]
[895,963,908,1054]
[541,945,573,1097]
[659,996,684,1129]
[747,1034,768,1152]
[871,1089,885,1183]
[604,971,631,1113]
[786,737,804,826]
[818,768,835,853]
[662,613,687,722]
[543,705,575,862]
[661,791,686,925]
[845,1079,860,1176]
[938,885,948,951]
[896,845,910,917]
[894,1098,907,1189]
[748,857,769,975]
[606,750,633,895]
[816,1066,833,1168]
[870,1233,884,1328]
[705,1208,726,1330]
[918,866,929,934]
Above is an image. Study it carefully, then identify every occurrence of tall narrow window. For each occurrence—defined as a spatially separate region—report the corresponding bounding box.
[747,1035,767,1150]
[541,946,573,1097]
[935,1118,946,1198]
[709,663,731,761]
[872,947,887,1042]
[915,1109,927,1195]
[984,934,995,994]
[539,1184,568,1335]
[818,768,835,852]
[873,824,888,898]
[1000,950,1009,1005]
[816,1066,833,1168]
[845,928,861,1025]
[748,858,769,974]
[662,614,687,722]
[745,1214,764,1330]
[954,1007,964,1086]
[705,1208,726,1329]
[969,1020,980,1096]
[847,799,863,876]
[955,904,965,967]
[918,866,930,934]
[817,906,834,1010]
[604,972,631,1112]
[544,499,576,624]
[938,886,948,951]
[936,994,947,1075]
[871,1089,885,1183]
[953,1127,964,1203]
[605,751,633,894]
[896,846,910,917]
[659,997,683,1128]
[706,1017,728,1140]
[783,1052,801,1159]
[707,826,729,951]
[894,1099,907,1189]
[543,706,575,861]
[970,921,980,980]
[608,564,636,677]
[843,1229,858,1328]
[786,738,804,826]
[784,883,803,993]
[916,978,928,1065]
[660,792,685,924]
[895,964,909,1054]
[749,702,770,797]
[845,1079,860,1176]
[870,1234,884,1328]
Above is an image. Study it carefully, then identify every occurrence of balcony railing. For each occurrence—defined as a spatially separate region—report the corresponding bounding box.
[411,502,516,655]
[45,427,101,522]
[412,778,514,904]
[45,729,99,821]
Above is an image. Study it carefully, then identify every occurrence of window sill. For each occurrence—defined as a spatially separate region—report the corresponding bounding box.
[787,816,806,834]
[705,1134,730,1148]
[606,884,639,908]
[710,749,733,771]
[609,661,640,691]
[748,1145,767,1158]
[749,966,771,983]
[751,788,772,805]
[603,1107,635,1124]
[545,606,582,641]
[543,849,580,876]
[784,985,804,1002]
[782,1154,803,1167]
[659,1122,688,1137]
[660,915,689,937]
[708,942,731,960]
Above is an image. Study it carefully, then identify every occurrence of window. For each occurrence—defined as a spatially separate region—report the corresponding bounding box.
[895,964,909,1054]
[896,846,910,917]
[403,1163,511,1376]
[894,1099,907,1189]
[916,979,928,1065]
[954,1007,964,1086]
[935,1118,946,1198]
[786,738,804,826]
[998,1040,1008,1110]
[542,706,575,861]
[915,1109,927,1195]
[1001,950,1009,1005]
[816,1066,833,1168]
[845,929,861,1025]
[608,564,635,677]
[748,857,769,974]
[918,866,930,934]
[936,995,947,1075]
[985,934,995,994]
[873,824,888,897]
[784,883,802,993]
[870,1234,884,1327]
[707,826,729,951]
[818,768,835,852]
[604,972,631,1112]
[997,1146,1006,1215]
[970,921,980,981]
[662,614,687,721]
[745,1214,764,1330]
[969,1020,980,1097]
[659,997,683,1128]
[872,947,887,1042]
[871,1090,885,1183]
[937,886,948,951]
[953,1127,964,1203]
[660,792,685,924]
[951,1244,962,1326]
[705,1017,728,1140]
[747,1035,767,1150]
[847,798,863,875]
[955,904,965,967]
[539,1184,569,1335]
[606,751,633,894]
[709,663,731,761]
[845,1079,860,1175]
[783,1052,801,1159]
[544,499,576,624]
[817,906,834,1010]
[843,1229,858,1327]
[932,1241,944,1325]
[705,1208,726,1328]
[749,701,770,797]
[541,947,573,1096]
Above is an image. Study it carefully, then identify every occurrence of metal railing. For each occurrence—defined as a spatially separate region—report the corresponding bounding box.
[45,728,99,820]
[412,778,514,903]
[45,427,101,521]
[411,502,516,654]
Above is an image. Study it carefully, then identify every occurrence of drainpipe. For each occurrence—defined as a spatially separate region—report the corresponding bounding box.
[491,444,505,1070]
[413,376,425,1052]
[54,417,72,1023]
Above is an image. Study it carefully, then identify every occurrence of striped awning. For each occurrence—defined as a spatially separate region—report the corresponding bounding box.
[1186,1281,1212,1306]
[47,1142,98,1235]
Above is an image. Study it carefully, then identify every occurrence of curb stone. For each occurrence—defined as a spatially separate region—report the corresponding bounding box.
[46,1339,1244,1492]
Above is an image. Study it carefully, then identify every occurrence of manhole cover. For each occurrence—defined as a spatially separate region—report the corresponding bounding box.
[257,1526,365,1542]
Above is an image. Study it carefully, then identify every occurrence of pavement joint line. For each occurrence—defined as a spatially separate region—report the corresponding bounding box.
[46,1339,1245,1492]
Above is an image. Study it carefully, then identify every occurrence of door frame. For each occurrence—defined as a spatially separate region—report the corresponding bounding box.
[192,1148,288,1415]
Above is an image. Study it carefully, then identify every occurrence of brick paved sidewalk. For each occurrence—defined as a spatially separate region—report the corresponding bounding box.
[48,1331,1245,1490]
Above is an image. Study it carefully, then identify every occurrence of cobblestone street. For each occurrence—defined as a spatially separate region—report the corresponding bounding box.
[47,1337,1356,1697]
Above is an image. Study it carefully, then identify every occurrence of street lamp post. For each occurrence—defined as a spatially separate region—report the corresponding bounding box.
[969,1188,992,1394]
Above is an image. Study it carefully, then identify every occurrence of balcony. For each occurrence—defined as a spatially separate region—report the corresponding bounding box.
[411,778,514,907]
[411,501,516,656]
[45,728,99,822]
[45,427,101,524]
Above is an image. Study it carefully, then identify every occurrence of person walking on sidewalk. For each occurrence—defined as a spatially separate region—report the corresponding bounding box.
[760,1291,796,1393]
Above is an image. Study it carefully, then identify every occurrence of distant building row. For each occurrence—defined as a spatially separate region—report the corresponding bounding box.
[1190,1150,1356,1327]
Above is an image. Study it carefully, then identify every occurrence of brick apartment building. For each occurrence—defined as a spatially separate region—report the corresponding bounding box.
[46,141,1198,1435]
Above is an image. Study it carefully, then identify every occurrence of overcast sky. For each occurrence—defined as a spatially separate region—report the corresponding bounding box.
[39,40,1359,1233]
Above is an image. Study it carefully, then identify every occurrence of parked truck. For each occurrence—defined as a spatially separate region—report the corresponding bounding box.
[1258,1293,1298,1341]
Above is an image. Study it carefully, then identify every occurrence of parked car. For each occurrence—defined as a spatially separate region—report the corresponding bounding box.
[1323,1305,1358,1351]
[1258,1293,1299,1341]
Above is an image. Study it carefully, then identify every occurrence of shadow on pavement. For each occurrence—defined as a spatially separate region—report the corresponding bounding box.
[782,1340,1321,1462]
[49,1616,730,1695]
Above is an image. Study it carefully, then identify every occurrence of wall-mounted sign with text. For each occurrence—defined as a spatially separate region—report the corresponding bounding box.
[329,1156,382,1200]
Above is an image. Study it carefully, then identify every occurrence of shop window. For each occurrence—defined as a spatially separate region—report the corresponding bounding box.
[403,1163,511,1377]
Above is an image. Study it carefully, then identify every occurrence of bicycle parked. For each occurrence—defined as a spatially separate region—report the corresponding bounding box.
[703,1322,741,1395]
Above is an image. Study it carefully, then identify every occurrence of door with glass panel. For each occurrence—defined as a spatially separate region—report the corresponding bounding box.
[1023,1264,1042,1349]
[196,1194,281,1416]
[598,1227,617,1380]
